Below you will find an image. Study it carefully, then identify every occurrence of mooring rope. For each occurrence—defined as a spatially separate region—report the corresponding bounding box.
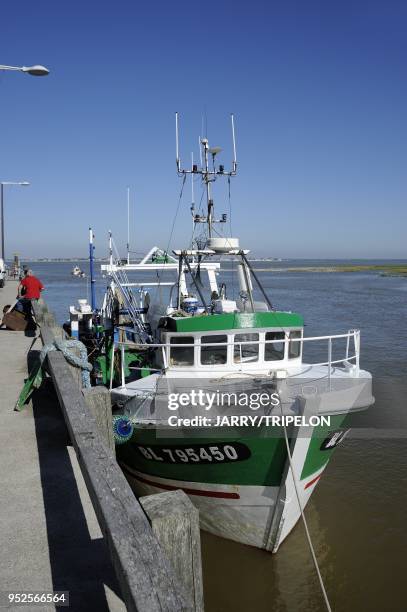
[280,401,332,612]
[39,338,92,388]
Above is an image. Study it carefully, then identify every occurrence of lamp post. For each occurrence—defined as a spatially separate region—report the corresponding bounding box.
[0,64,49,76]
[0,182,30,260]
[0,62,48,261]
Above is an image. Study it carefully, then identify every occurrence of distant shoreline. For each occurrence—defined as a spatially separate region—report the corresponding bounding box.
[13,260,407,276]
[251,265,407,276]
[20,259,108,263]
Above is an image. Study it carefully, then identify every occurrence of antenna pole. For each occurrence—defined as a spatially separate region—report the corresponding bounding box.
[89,227,96,310]
[191,152,195,235]
[109,230,113,268]
[127,187,130,264]
[231,113,237,173]
[175,112,180,172]
[202,138,213,238]
[191,152,195,203]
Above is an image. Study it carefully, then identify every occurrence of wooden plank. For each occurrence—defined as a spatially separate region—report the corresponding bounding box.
[67,345,83,390]
[50,325,66,340]
[140,490,204,612]
[82,386,115,453]
[33,300,47,324]
[42,311,56,327]
[37,319,55,347]
[37,298,48,313]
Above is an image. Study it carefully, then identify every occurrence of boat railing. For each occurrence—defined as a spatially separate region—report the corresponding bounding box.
[115,329,361,381]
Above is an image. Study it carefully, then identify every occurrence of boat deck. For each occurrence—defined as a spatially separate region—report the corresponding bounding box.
[0,281,125,611]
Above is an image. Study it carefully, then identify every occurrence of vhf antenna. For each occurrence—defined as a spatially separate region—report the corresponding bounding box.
[175,112,181,173]
[126,187,130,265]
[175,112,237,239]
[190,152,195,235]
[231,113,237,174]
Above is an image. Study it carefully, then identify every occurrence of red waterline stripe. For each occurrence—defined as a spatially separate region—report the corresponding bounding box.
[122,466,240,499]
[304,474,322,490]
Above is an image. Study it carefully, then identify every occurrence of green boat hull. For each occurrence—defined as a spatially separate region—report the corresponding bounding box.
[116,416,349,550]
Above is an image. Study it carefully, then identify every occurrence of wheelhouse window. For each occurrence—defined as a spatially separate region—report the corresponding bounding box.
[264,332,285,361]
[234,333,259,363]
[170,336,194,366]
[201,335,227,365]
[289,331,302,358]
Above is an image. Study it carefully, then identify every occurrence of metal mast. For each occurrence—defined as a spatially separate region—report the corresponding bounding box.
[89,227,96,310]
[175,113,237,243]
[201,137,213,237]
[126,187,130,265]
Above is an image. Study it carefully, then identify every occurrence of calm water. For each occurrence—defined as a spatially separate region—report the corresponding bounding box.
[25,259,407,612]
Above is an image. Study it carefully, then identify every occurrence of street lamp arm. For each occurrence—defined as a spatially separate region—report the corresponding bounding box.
[0,181,30,186]
[0,65,21,71]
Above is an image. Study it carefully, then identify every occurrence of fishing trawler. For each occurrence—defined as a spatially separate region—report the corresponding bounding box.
[72,114,374,552]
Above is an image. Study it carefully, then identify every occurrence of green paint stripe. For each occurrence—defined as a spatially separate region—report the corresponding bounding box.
[300,414,348,479]
[117,433,288,486]
[164,311,303,333]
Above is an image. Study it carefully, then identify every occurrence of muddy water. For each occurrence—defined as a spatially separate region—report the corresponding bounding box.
[200,267,407,612]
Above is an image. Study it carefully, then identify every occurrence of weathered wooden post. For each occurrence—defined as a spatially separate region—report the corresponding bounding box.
[37,297,48,312]
[64,344,83,389]
[50,325,65,340]
[42,311,56,327]
[140,490,204,612]
[82,386,114,453]
[33,300,47,325]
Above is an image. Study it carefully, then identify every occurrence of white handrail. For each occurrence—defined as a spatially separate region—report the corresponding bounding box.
[116,330,358,349]
[114,329,360,371]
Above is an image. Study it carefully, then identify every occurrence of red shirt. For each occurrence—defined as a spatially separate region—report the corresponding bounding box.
[20,276,44,299]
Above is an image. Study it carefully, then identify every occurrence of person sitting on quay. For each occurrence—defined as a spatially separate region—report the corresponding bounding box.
[17,269,45,318]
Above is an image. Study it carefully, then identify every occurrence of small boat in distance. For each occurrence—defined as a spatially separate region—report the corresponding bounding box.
[72,265,86,278]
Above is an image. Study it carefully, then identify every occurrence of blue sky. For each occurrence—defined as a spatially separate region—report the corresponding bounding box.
[1,0,406,259]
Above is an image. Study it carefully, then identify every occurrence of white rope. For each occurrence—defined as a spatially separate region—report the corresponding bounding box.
[280,402,332,612]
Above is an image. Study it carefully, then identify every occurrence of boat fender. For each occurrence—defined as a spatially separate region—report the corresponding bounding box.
[112,415,134,444]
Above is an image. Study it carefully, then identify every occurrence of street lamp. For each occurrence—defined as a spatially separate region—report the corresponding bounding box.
[0,64,49,76]
[0,64,47,259]
[0,182,30,261]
